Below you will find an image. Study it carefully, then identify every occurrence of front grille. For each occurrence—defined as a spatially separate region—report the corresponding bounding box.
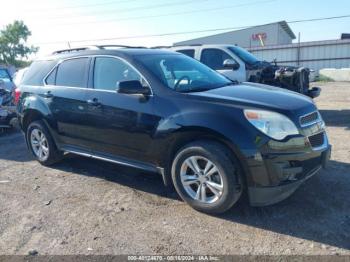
[308,132,324,148]
[300,111,319,126]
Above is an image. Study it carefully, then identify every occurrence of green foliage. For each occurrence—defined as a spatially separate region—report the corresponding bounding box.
[0,20,38,67]
[315,74,335,82]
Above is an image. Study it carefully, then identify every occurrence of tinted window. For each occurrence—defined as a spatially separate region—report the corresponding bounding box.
[93,57,142,91]
[200,49,232,70]
[177,49,195,58]
[56,58,89,88]
[22,60,56,86]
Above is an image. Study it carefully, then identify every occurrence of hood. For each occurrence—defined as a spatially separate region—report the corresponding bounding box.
[189,82,316,116]
[246,60,271,70]
[247,60,297,70]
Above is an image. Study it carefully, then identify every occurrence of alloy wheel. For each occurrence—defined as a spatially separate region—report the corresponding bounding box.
[30,128,49,161]
[180,156,224,204]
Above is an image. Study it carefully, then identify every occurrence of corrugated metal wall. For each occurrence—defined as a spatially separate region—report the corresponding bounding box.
[247,39,350,73]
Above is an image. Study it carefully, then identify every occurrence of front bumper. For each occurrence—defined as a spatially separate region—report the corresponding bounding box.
[246,132,331,206]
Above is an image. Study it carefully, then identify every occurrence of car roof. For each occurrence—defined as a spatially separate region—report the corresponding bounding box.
[40,48,180,61]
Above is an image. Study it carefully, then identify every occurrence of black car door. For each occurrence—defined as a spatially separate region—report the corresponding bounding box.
[85,56,160,162]
[44,57,93,151]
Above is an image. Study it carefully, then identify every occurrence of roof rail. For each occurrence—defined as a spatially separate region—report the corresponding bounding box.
[52,46,100,55]
[151,45,172,49]
[151,44,203,49]
[52,45,148,55]
[96,44,147,49]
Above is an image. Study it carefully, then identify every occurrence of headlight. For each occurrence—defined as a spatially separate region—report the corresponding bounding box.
[244,109,299,140]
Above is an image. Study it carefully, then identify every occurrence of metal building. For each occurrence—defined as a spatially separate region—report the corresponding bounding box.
[248,39,350,73]
[174,21,296,48]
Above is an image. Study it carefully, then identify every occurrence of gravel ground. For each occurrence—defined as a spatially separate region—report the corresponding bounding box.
[0,82,349,256]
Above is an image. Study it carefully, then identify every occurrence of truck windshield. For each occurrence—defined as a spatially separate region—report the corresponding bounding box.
[228,46,260,66]
[136,54,232,93]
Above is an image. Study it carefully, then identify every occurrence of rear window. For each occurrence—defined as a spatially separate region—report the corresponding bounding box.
[177,49,195,58]
[55,58,89,88]
[22,60,57,86]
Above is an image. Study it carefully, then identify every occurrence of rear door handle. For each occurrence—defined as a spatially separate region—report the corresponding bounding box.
[87,98,101,107]
[43,91,53,98]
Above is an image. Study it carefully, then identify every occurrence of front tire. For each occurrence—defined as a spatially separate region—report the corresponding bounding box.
[171,141,243,214]
[27,120,63,166]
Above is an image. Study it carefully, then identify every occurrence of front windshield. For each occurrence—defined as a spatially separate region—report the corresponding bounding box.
[136,54,232,92]
[228,46,260,65]
[0,69,11,81]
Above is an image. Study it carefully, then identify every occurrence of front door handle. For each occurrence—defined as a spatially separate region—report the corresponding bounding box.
[87,98,101,107]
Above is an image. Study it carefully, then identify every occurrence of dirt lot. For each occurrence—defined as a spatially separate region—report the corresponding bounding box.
[0,82,349,256]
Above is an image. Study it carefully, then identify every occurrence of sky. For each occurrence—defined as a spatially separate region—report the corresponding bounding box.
[1,0,350,57]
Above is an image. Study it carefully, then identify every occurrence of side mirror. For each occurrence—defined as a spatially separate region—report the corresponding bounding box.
[116,80,151,95]
[223,59,240,70]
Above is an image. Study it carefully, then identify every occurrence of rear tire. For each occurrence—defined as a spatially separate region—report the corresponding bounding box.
[26,120,63,166]
[171,141,243,214]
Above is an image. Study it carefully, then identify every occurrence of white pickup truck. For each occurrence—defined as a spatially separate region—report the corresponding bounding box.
[170,44,320,98]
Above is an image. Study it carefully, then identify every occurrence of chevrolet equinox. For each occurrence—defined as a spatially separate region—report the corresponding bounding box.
[16,46,331,214]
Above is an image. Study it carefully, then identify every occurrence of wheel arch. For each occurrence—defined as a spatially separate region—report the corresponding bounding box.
[22,109,45,132]
[20,95,58,149]
[20,94,54,132]
[161,126,250,189]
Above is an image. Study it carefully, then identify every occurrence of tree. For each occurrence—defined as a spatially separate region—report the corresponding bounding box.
[0,20,38,67]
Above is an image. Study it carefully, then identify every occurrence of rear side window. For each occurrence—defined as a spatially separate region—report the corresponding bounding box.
[200,48,232,70]
[177,49,195,58]
[55,58,89,88]
[22,60,57,86]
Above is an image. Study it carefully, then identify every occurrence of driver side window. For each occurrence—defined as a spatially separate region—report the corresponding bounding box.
[200,48,233,70]
[94,57,143,91]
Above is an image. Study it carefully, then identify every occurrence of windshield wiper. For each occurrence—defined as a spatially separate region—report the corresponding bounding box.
[180,88,210,93]
[216,81,238,88]
[179,82,236,93]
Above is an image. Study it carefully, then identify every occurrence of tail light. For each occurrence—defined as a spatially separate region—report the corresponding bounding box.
[13,87,21,105]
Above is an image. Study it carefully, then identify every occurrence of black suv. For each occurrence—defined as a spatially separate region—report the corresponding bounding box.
[17,46,331,214]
